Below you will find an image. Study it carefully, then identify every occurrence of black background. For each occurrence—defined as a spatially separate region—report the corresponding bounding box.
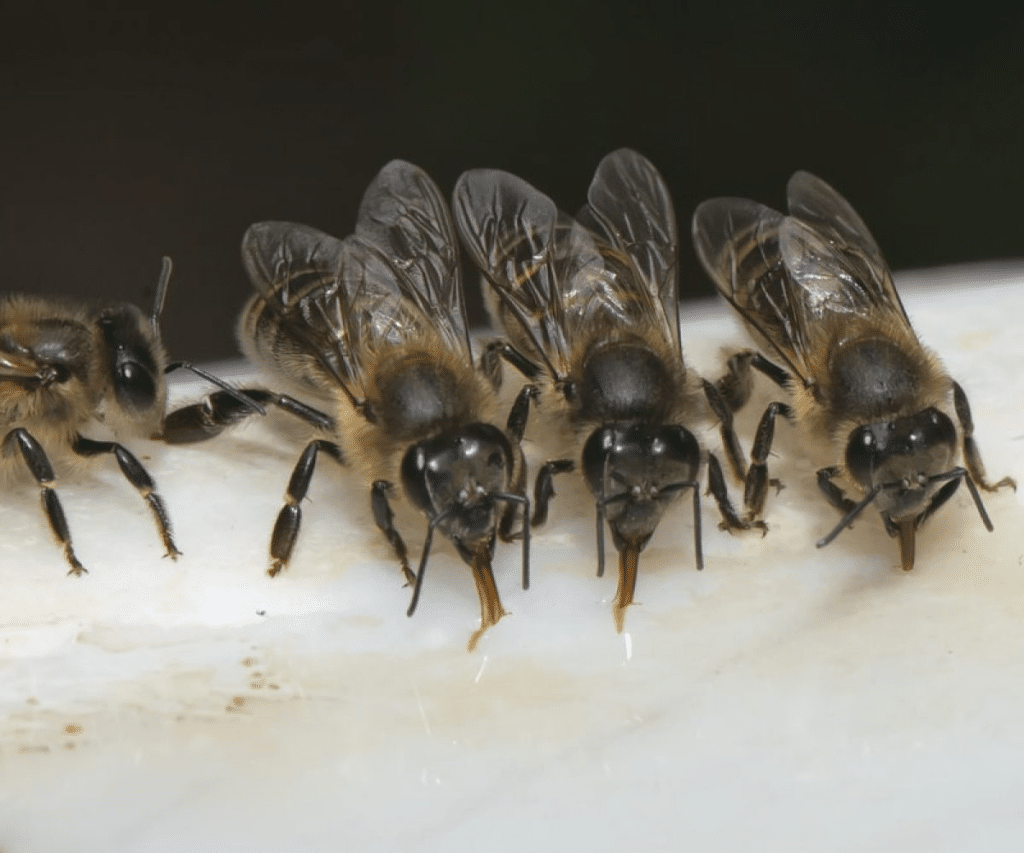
[3,2,1022,362]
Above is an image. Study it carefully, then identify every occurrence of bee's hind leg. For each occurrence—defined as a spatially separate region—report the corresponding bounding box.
[952,381,1016,493]
[267,439,345,578]
[162,389,333,444]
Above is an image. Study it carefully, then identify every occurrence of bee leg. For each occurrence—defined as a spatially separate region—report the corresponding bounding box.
[72,435,181,560]
[749,353,793,390]
[712,351,756,413]
[816,467,858,517]
[702,379,747,483]
[706,452,767,535]
[505,384,540,443]
[4,429,87,575]
[493,340,545,382]
[162,389,333,444]
[531,459,575,527]
[268,439,345,578]
[479,341,504,391]
[952,381,1017,493]
[744,402,793,519]
[496,384,542,541]
[915,475,963,530]
[371,480,415,586]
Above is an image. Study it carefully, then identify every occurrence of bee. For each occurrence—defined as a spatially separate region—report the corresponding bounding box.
[0,257,261,575]
[453,149,760,632]
[238,160,534,651]
[692,170,1016,570]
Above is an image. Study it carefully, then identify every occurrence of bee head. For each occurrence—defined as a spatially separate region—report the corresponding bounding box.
[582,424,700,549]
[96,303,167,427]
[845,407,957,520]
[401,423,515,550]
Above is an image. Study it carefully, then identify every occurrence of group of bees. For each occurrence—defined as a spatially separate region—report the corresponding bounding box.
[3,150,1015,649]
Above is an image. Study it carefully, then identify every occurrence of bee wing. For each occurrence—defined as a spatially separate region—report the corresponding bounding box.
[692,197,814,381]
[577,148,681,357]
[352,160,473,359]
[784,172,914,331]
[454,167,661,382]
[241,220,370,405]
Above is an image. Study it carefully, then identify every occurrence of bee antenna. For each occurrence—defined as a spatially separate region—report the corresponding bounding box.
[407,507,456,617]
[816,483,881,549]
[164,361,268,416]
[932,467,994,532]
[150,256,173,332]
[492,491,531,590]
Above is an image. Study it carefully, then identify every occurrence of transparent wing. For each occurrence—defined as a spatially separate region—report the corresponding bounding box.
[578,148,681,357]
[453,166,667,382]
[692,197,814,381]
[241,220,368,404]
[353,160,472,359]
[785,171,914,333]
[242,164,470,410]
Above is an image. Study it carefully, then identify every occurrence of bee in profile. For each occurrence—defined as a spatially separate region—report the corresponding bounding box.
[453,149,760,632]
[0,258,261,574]
[692,171,1016,570]
[239,160,534,650]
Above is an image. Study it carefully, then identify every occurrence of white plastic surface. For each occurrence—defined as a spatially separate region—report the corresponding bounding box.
[2,264,1023,851]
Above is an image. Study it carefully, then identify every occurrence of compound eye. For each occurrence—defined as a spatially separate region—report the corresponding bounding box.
[116,360,157,409]
[846,426,879,488]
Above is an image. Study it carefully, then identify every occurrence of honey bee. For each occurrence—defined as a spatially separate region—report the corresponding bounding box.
[692,170,1016,569]
[453,148,760,632]
[0,257,262,574]
[238,160,534,650]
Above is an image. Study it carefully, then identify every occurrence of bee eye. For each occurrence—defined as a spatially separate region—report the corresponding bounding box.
[116,360,157,409]
[487,451,504,469]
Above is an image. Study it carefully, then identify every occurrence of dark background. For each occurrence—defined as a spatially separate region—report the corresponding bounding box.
[3,2,1022,362]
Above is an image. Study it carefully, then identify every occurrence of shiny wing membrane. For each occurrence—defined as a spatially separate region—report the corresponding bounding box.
[578,148,682,357]
[453,161,673,383]
[353,160,472,359]
[242,161,470,411]
[783,171,914,336]
[693,172,915,385]
[692,197,815,381]
[241,220,367,405]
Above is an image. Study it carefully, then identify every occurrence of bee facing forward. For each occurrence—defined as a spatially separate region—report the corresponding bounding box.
[692,171,1016,570]
[454,149,759,631]
[0,258,254,574]
[239,160,534,650]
